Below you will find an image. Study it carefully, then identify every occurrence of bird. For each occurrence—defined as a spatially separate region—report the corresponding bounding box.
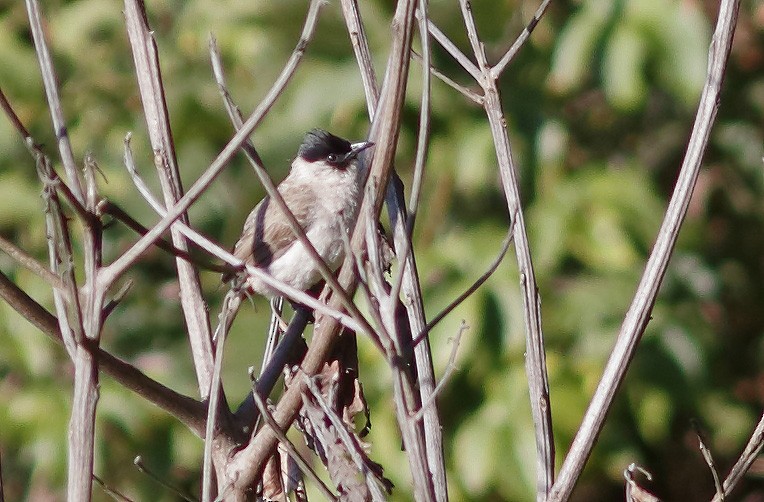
[225,129,374,299]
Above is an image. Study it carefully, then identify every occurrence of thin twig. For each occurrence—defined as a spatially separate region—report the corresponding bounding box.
[693,422,724,501]
[0,234,67,293]
[421,17,481,82]
[412,321,467,422]
[549,0,742,498]
[417,227,513,345]
[410,50,484,105]
[712,412,764,502]
[124,0,216,403]
[134,456,198,502]
[251,387,338,501]
[339,0,379,119]
[202,289,238,502]
[102,279,134,321]
[0,87,32,139]
[93,475,134,502]
[24,0,84,202]
[491,0,553,78]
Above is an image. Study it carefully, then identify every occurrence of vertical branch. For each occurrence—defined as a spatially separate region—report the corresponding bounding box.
[339,0,379,119]
[457,0,555,497]
[24,0,84,202]
[340,1,448,497]
[37,153,95,502]
[38,155,82,360]
[25,0,107,494]
[484,89,555,498]
[549,0,741,499]
[124,0,215,398]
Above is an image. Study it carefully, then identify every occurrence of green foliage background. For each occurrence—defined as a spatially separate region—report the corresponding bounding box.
[0,0,763,500]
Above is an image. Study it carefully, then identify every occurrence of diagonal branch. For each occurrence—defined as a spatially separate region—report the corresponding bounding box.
[491,0,553,78]
[549,0,742,499]
[0,269,207,436]
[124,0,215,400]
[712,412,764,502]
[0,234,67,294]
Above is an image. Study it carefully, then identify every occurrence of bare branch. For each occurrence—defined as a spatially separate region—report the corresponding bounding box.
[417,227,512,344]
[24,0,84,202]
[124,0,216,400]
[93,475,135,502]
[412,320,467,422]
[0,269,207,436]
[0,234,67,293]
[388,4,432,304]
[693,422,724,500]
[491,0,553,78]
[549,0,742,498]
[201,289,239,502]
[134,456,198,502]
[422,17,481,82]
[712,412,764,502]
[339,0,379,119]
[456,0,555,494]
[411,50,484,105]
[251,386,338,501]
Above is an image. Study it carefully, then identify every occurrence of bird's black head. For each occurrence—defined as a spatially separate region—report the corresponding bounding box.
[297,129,372,167]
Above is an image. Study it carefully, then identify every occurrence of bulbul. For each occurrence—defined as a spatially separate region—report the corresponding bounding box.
[226,129,374,298]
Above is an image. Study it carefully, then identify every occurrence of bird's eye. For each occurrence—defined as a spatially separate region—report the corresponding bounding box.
[326,154,338,163]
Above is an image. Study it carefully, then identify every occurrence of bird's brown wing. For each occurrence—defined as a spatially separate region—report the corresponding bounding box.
[229,183,316,276]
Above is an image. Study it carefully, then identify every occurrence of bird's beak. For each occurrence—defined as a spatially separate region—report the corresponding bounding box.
[347,141,375,160]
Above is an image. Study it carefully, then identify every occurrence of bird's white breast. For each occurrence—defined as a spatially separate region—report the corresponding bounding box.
[250,157,364,295]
